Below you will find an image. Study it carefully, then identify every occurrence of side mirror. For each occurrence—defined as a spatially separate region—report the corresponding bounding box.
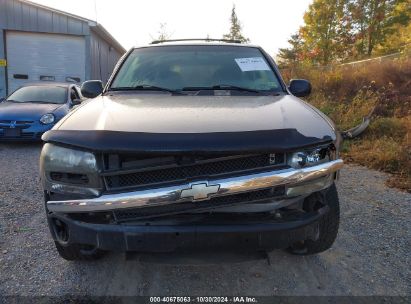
[72,98,82,106]
[289,79,311,97]
[81,80,103,98]
[0,97,5,103]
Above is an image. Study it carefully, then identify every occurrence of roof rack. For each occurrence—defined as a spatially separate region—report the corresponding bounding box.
[150,38,243,45]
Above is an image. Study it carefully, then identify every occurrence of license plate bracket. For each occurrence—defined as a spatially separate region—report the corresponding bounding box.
[4,128,21,137]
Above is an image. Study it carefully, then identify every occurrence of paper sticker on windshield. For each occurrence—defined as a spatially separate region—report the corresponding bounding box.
[235,57,270,72]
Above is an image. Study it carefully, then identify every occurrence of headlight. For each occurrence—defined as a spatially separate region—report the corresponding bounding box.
[40,143,101,195]
[40,113,55,124]
[288,147,332,169]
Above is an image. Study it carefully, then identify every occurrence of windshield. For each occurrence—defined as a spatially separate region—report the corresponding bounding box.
[110,45,283,93]
[7,86,67,104]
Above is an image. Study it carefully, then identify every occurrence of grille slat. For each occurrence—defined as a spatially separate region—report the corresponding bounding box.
[103,153,286,191]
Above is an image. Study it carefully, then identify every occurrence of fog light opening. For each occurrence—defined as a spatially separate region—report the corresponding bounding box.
[52,218,70,244]
[303,193,325,213]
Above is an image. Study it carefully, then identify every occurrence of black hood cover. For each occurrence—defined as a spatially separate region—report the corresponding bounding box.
[42,129,334,154]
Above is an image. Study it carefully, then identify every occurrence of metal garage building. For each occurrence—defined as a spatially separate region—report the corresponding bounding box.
[0,0,126,97]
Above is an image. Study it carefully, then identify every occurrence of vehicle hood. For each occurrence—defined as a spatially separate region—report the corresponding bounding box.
[44,93,338,153]
[0,101,64,120]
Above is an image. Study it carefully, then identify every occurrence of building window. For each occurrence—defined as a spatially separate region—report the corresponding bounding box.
[40,76,55,81]
[13,74,28,79]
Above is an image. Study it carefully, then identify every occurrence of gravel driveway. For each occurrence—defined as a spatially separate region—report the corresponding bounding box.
[0,143,410,296]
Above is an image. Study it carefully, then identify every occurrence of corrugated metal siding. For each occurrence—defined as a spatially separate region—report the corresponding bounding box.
[0,0,124,97]
[90,31,123,84]
[0,0,89,35]
[0,0,91,97]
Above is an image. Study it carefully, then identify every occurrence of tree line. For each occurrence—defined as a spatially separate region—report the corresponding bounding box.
[151,5,250,43]
[278,0,411,66]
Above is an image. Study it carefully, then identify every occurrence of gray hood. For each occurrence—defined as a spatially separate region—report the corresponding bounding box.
[55,93,335,137]
[44,93,338,153]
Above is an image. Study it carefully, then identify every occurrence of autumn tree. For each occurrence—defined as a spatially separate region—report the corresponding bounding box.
[300,0,352,64]
[363,0,410,55]
[277,32,305,65]
[378,21,411,54]
[223,5,250,43]
[280,0,410,66]
[349,0,410,57]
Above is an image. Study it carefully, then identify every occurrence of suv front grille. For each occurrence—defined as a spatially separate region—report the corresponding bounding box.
[102,153,286,191]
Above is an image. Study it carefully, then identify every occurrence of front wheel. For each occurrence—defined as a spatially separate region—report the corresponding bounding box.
[287,183,340,255]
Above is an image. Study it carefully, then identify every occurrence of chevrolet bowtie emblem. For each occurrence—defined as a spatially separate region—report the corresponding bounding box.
[180,182,220,201]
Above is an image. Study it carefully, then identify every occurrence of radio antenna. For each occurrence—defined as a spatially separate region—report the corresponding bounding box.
[94,0,98,23]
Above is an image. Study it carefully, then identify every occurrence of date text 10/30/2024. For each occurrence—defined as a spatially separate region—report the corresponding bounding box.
[149,297,258,303]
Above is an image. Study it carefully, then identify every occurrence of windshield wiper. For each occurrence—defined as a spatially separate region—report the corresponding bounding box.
[5,99,25,103]
[181,85,271,94]
[109,85,182,94]
[212,85,261,93]
[5,100,45,103]
[28,101,58,104]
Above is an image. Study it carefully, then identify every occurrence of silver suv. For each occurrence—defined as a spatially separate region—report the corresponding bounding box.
[40,40,343,260]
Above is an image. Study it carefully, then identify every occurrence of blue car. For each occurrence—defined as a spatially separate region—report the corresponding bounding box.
[0,83,84,141]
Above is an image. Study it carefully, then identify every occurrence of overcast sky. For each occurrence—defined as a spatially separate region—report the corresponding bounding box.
[29,0,312,56]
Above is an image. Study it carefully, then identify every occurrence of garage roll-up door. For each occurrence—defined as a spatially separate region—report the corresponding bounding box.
[6,31,86,94]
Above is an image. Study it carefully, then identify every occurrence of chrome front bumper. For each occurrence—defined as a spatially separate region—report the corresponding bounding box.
[47,159,343,213]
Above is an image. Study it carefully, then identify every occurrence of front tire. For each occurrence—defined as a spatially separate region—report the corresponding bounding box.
[288,183,340,255]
